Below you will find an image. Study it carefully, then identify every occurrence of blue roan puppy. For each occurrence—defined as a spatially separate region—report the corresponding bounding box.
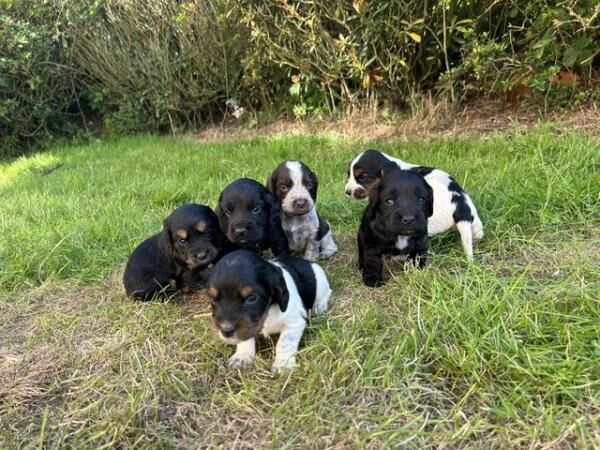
[208,250,331,372]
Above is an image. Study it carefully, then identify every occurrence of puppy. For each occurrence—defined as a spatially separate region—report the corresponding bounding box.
[346,149,484,259]
[123,204,227,300]
[358,168,433,287]
[208,249,331,372]
[216,178,289,257]
[267,160,338,261]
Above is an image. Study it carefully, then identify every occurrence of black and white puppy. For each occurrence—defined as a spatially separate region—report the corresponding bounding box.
[123,204,227,300]
[216,178,289,257]
[209,249,331,372]
[267,160,338,261]
[358,169,433,287]
[346,149,484,259]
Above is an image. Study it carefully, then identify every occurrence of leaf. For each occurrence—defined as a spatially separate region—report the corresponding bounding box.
[407,32,421,43]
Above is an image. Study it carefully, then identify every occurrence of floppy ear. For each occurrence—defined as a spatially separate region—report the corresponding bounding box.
[424,182,434,218]
[264,264,289,312]
[215,196,229,231]
[158,220,175,257]
[264,190,290,256]
[266,170,277,194]
[309,169,318,201]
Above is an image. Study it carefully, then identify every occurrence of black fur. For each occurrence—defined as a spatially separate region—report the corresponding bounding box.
[272,254,317,310]
[209,250,290,341]
[448,178,474,223]
[123,204,228,300]
[357,169,434,287]
[216,178,289,257]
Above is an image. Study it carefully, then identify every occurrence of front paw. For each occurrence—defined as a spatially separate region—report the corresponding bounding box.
[362,272,384,287]
[228,354,255,369]
[319,247,337,259]
[271,356,297,373]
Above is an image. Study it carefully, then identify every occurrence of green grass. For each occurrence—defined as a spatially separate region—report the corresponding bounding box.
[1,127,599,448]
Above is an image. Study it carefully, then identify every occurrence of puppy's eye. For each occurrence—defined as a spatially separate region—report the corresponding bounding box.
[251,206,261,214]
[223,208,232,216]
[418,197,426,205]
[357,174,367,182]
[305,182,313,189]
[244,295,258,305]
[385,199,394,206]
[178,238,187,244]
[279,185,289,192]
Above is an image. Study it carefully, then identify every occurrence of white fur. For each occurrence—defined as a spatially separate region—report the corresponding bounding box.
[346,151,483,259]
[230,261,331,372]
[279,161,338,261]
[281,161,314,214]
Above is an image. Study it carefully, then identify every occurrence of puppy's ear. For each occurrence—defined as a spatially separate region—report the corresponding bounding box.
[424,182,434,218]
[215,195,229,231]
[264,190,290,256]
[308,168,318,201]
[266,170,277,194]
[159,220,175,256]
[264,265,289,312]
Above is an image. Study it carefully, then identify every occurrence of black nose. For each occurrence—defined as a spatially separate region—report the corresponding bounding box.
[220,323,236,337]
[233,223,250,235]
[293,198,308,209]
[401,215,416,225]
[196,251,208,260]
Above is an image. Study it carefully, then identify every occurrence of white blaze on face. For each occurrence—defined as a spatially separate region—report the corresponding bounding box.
[282,161,315,214]
[344,151,365,198]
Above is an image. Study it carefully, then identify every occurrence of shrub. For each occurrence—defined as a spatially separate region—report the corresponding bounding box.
[67,0,249,134]
[0,0,78,156]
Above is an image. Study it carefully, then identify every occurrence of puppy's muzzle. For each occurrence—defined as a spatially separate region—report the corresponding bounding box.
[288,198,311,215]
[229,222,256,243]
[348,188,367,200]
[218,321,237,339]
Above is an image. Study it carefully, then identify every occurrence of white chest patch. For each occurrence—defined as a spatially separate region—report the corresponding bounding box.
[395,235,410,250]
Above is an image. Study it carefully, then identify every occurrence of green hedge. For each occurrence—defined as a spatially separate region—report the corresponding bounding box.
[0,0,598,156]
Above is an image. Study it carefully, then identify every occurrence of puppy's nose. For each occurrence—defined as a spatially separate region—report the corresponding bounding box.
[401,215,416,225]
[220,323,237,338]
[196,251,208,260]
[233,224,250,234]
[293,198,308,209]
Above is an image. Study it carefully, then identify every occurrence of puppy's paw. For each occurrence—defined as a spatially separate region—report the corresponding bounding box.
[311,300,328,316]
[271,357,296,373]
[362,273,384,288]
[319,246,338,259]
[227,354,255,369]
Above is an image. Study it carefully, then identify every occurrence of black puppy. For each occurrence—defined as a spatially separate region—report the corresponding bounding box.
[358,168,434,287]
[123,204,227,300]
[216,178,289,257]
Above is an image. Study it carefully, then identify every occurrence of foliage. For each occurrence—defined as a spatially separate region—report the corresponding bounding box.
[0,0,598,155]
[0,0,78,156]
[67,0,248,134]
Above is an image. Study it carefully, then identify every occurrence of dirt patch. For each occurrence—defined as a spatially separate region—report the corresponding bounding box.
[195,102,600,144]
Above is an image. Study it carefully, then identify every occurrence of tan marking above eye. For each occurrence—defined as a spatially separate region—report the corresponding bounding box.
[175,229,188,239]
[195,221,207,233]
[240,285,254,297]
[207,286,219,298]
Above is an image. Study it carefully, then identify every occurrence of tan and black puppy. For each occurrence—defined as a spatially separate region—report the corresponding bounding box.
[123,204,228,300]
[267,160,337,261]
[208,250,331,372]
[358,169,433,287]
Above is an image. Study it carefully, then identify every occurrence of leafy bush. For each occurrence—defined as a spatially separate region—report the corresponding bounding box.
[68,0,248,134]
[0,0,78,156]
[238,0,599,112]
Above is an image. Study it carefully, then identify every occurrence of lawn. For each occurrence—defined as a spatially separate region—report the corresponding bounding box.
[0,127,599,448]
